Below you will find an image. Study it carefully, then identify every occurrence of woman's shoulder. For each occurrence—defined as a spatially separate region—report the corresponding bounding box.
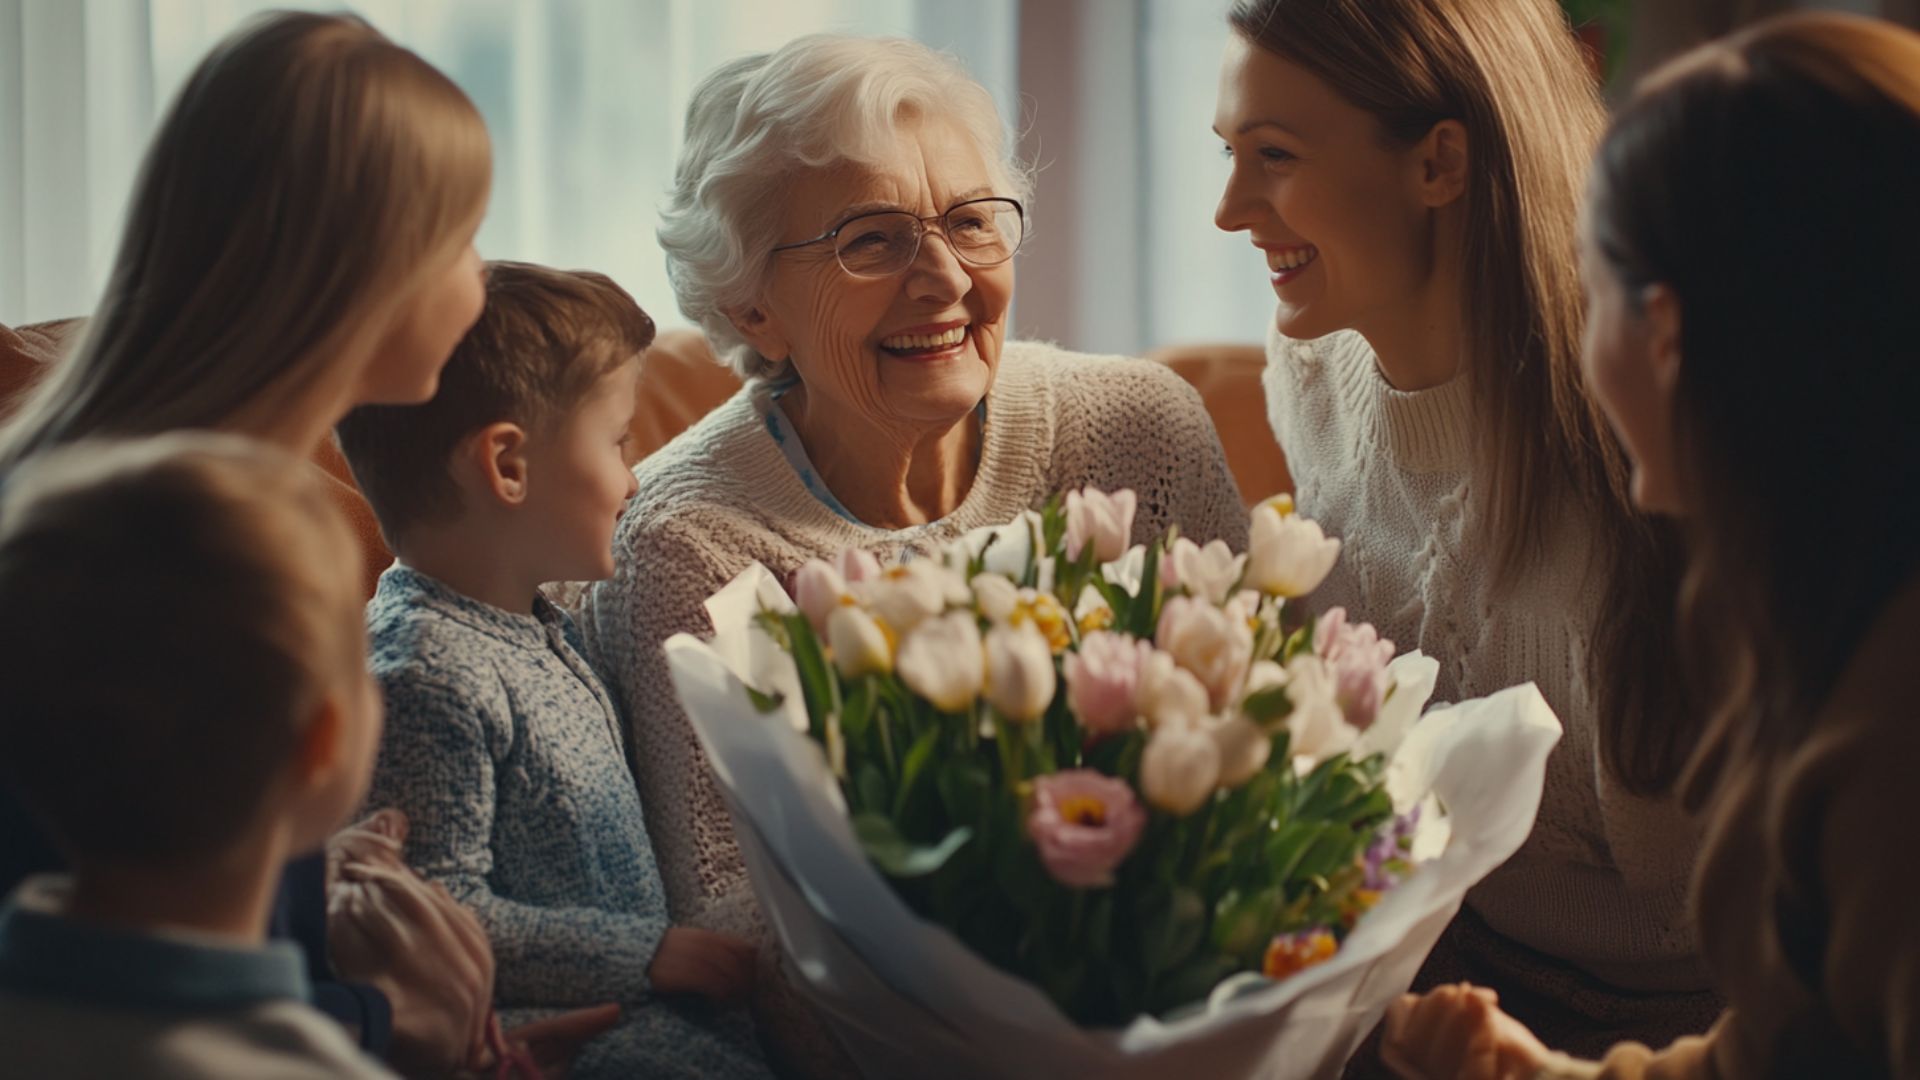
[1006,340,1206,421]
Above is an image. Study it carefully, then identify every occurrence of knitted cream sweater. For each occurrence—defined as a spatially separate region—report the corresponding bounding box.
[1264,327,1709,994]
[581,340,1247,941]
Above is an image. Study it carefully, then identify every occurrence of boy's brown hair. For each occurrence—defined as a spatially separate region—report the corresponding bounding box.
[335,261,655,545]
[0,433,365,866]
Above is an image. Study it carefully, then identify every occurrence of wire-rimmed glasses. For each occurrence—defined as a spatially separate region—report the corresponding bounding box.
[771,196,1026,278]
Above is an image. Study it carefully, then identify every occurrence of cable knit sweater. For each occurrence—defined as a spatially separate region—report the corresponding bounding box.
[581,341,1246,939]
[1263,327,1708,997]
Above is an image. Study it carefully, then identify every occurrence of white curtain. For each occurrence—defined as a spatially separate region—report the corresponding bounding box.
[1,0,1278,354]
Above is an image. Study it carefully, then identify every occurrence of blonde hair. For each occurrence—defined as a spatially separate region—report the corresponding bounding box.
[659,35,1030,380]
[0,11,491,473]
[0,433,365,864]
[1230,0,1693,789]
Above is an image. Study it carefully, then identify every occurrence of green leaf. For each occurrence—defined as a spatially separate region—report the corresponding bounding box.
[856,761,889,816]
[1150,953,1241,1015]
[893,726,941,821]
[1140,886,1206,977]
[1129,537,1162,638]
[781,613,839,741]
[854,813,975,878]
[1240,684,1292,726]
[743,686,785,714]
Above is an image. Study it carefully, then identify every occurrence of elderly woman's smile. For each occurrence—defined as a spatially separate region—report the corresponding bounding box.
[745,117,1017,443]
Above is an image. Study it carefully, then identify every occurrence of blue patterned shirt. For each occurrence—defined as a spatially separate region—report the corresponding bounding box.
[364,566,768,1079]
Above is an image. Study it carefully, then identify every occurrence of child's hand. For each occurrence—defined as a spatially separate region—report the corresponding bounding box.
[647,927,757,1005]
[1381,983,1552,1080]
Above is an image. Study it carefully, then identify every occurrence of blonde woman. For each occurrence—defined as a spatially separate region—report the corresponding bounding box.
[0,11,592,1077]
[1212,0,1713,1063]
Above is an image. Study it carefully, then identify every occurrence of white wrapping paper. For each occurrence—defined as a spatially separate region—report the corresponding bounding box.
[667,563,1562,1079]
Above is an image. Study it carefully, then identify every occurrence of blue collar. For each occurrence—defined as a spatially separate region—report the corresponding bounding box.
[0,876,312,1012]
[758,376,987,527]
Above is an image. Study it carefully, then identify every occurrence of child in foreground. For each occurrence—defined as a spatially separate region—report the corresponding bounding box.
[0,434,394,1078]
[334,261,772,1080]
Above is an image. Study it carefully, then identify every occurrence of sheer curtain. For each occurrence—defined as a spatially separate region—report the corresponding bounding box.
[1,0,1276,353]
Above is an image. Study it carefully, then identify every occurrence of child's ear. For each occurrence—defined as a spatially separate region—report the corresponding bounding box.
[727,304,791,365]
[290,694,345,791]
[1413,119,1469,209]
[458,422,531,506]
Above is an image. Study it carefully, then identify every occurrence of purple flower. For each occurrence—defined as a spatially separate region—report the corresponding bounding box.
[1363,807,1422,890]
[1313,608,1395,730]
[1027,770,1147,888]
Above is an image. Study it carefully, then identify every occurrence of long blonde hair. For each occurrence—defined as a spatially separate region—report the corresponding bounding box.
[0,11,491,472]
[1229,0,1696,791]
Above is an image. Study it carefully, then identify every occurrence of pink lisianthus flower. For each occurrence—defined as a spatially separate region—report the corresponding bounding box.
[1063,632,1150,741]
[1027,769,1146,888]
[1313,607,1395,730]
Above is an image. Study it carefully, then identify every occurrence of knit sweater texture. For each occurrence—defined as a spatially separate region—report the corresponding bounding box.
[581,340,1247,939]
[364,566,769,1080]
[1263,327,1708,995]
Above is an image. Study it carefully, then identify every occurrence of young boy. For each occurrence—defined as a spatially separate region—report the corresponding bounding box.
[333,262,770,1080]
[0,433,394,1078]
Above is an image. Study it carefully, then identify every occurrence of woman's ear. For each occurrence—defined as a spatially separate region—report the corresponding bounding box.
[1414,119,1470,209]
[457,422,531,506]
[728,304,791,365]
[1641,283,1683,398]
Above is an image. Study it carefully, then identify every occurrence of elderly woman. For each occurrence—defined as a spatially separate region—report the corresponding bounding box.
[580,33,1245,1068]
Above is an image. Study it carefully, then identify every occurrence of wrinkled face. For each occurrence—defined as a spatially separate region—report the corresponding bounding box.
[740,117,1016,434]
[1212,34,1436,342]
[360,239,486,404]
[1579,230,1684,514]
[524,357,643,583]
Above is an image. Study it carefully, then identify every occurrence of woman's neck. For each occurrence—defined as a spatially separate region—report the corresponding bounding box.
[780,383,981,529]
[1357,227,1471,392]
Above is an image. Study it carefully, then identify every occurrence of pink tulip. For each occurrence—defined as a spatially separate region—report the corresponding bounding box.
[1063,632,1150,740]
[1313,608,1395,730]
[834,547,883,585]
[1027,769,1146,888]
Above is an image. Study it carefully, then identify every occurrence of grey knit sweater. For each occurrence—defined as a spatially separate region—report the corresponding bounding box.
[364,565,769,1080]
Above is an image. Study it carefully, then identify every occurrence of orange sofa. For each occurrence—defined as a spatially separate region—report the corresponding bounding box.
[0,320,1285,600]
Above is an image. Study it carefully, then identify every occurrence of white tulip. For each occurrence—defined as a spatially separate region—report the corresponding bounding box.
[828,603,893,680]
[1244,501,1341,598]
[983,621,1057,723]
[971,573,1021,623]
[1136,648,1212,729]
[792,559,848,634]
[1140,720,1222,815]
[897,611,986,713]
[857,562,948,637]
[1155,595,1255,712]
[959,511,1044,581]
[1278,654,1358,761]
[1209,715,1272,788]
[1164,537,1247,604]
[1064,487,1136,563]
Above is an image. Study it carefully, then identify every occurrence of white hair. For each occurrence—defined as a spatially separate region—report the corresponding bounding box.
[658,34,1032,381]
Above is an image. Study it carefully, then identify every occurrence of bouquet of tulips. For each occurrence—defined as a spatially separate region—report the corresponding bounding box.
[666,491,1563,1078]
[769,490,1425,1023]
